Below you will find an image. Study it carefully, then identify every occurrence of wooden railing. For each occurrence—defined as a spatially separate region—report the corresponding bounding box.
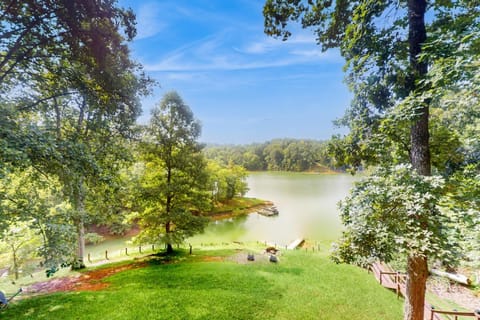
[369,262,480,320]
[370,262,407,298]
[429,307,480,320]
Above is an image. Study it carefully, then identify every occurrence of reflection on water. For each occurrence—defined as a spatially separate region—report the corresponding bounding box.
[189,172,356,245]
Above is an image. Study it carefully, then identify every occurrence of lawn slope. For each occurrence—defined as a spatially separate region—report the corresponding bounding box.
[3,248,403,320]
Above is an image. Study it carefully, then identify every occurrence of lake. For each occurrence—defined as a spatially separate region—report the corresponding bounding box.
[190,172,357,246]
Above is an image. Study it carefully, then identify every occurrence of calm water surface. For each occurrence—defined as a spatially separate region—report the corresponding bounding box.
[190,172,356,246]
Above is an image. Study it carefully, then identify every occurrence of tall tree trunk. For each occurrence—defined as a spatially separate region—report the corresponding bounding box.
[404,255,428,320]
[76,217,86,269]
[73,178,87,269]
[408,0,430,177]
[406,1,430,320]
[11,244,19,280]
[165,221,173,254]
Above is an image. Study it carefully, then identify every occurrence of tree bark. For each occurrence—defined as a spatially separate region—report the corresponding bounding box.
[408,0,430,176]
[404,255,429,320]
[12,244,19,280]
[405,1,430,320]
[73,179,87,269]
[165,221,173,254]
[76,218,86,269]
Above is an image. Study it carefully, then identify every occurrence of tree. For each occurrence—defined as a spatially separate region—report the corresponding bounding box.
[264,1,480,319]
[0,168,77,275]
[136,92,210,254]
[1,0,152,269]
[206,161,249,203]
[0,221,41,280]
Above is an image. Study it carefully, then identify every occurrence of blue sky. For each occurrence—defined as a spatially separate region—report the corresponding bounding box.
[119,0,351,144]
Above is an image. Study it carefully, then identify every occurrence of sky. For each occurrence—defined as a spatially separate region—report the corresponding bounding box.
[119,0,352,144]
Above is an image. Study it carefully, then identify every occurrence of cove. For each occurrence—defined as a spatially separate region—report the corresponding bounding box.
[190,172,357,246]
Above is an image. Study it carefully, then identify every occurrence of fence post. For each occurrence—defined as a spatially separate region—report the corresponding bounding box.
[88,253,91,263]
[125,248,128,255]
[105,250,109,260]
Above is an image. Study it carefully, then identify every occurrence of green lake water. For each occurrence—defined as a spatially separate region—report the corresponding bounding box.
[190,172,357,246]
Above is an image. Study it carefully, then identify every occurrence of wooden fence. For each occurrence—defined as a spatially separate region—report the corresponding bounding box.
[370,262,480,320]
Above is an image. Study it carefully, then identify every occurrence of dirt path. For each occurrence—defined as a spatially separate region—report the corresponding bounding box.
[428,278,480,311]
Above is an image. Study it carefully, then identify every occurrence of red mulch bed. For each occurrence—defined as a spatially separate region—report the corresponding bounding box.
[24,262,147,294]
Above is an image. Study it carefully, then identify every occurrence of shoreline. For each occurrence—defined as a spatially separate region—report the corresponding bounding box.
[206,198,274,221]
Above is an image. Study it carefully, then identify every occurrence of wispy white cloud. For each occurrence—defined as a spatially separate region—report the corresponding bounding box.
[240,38,279,54]
[135,2,167,40]
[290,48,324,58]
[143,30,338,73]
[144,55,320,72]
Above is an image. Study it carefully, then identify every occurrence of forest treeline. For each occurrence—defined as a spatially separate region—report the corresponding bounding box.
[203,139,337,172]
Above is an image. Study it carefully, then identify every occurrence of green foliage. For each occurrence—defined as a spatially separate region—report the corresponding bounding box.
[204,139,333,172]
[206,161,249,202]
[444,164,480,268]
[332,164,460,266]
[0,221,41,280]
[0,169,77,270]
[135,92,210,251]
[0,0,153,270]
[84,233,105,245]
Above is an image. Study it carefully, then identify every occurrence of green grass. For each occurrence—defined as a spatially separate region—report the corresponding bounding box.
[2,246,404,320]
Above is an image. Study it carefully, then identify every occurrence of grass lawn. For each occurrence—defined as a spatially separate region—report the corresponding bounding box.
[2,246,404,320]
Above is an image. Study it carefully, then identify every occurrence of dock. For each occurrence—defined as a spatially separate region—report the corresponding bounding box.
[257,206,279,217]
[287,238,304,250]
